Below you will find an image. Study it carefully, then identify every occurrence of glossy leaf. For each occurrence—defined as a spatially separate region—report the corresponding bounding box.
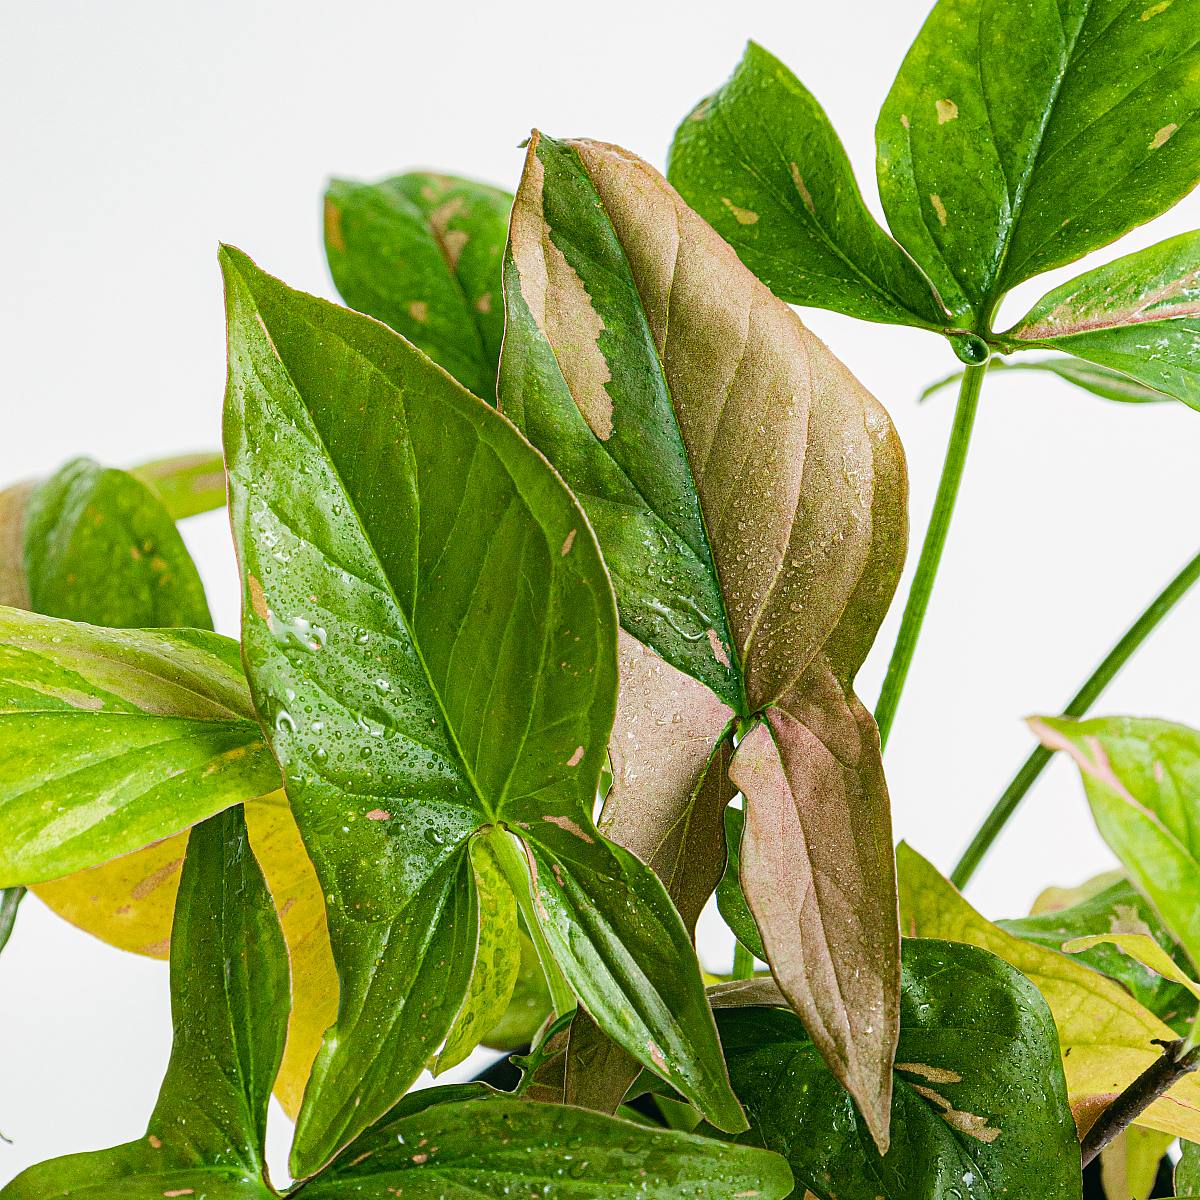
[920,357,1174,404]
[130,451,227,520]
[1032,715,1200,976]
[1064,932,1200,1002]
[325,171,511,399]
[717,938,1081,1200]
[716,806,765,960]
[1008,232,1200,409]
[877,0,1200,320]
[0,806,289,1200]
[0,607,280,886]
[500,131,905,1149]
[303,1095,793,1200]
[1179,1139,1200,1193]
[668,41,944,328]
[899,843,1200,1140]
[480,925,552,1051]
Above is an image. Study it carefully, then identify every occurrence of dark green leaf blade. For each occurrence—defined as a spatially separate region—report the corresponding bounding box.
[1179,1139,1200,1193]
[717,806,765,961]
[718,938,1082,1200]
[325,172,511,399]
[305,1095,792,1199]
[0,806,289,1200]
[668,41,945,328]
[0,607,280,885]
[1007,231,1200,408]
[220,244,618,1174]
[877,0,1200,320]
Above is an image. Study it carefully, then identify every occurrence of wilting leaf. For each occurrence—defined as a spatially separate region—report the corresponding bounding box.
[0,607,280,886]
[222,245,737,1171]
[717,938,1081,1200]
[0,806,289,1200]
[920,357,1174,405]
[1032,715,1200,977]
[668,41,945,328]
[130,451,227,520]
[899,843,1200,1140]
[1007,232,1200,409]
[999,877,1197,1032]
[1101,1126,1173,1200]
[302,1094,793,1200]
[877,0,1200,321]
[325,171,511,400]
[500,131,905,1149]
[716,806,765,960]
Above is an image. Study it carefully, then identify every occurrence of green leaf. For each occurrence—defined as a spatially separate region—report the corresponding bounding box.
[717,938,1081,1200]
[0,805,289,1199]
[1064,932,1200,1001]
[302,1095,793,1200]
[481,924,552,1050]
[716,806,765,961]
[667,41,944,329]
[1032,715,1200,978]
[1007,231,1200,408]
[500,131,905,1149]
[898,842,1200,1141]
[1101,1126,1174,1200]
[0,885,22,954]
[222,246,736,1165]
[877,0,1200,321]
[22,457,212,629]
[1179,1139,1200,1193]
[0,607,280,886]
[999,877,1197,1032]
[920,357,1174,404]
[130,451,227,520]
[324,172,511,400]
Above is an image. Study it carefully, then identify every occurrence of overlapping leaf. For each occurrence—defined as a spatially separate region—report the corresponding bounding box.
[899,843,1200,1140]
[130,451,227,520]
[1008,232,1200,408]
[920,357,1175,405]
[0,806,289,1199]
[500,131,906,1149]
[716,938,1081,1200]
[221,246,740,1175]
[325,171,511,399]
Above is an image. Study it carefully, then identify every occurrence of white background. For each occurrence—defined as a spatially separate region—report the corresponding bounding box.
[2,0,1198,1184]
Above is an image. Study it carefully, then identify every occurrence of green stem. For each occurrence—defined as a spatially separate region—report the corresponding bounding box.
[952,545,1200,888]
[876,363,986,747]
[487,827,576,1018]
[731,939,755,981]
[0,887,23,955]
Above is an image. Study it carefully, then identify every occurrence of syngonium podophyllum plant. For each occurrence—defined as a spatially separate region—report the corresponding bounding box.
[2,2,1200,1199]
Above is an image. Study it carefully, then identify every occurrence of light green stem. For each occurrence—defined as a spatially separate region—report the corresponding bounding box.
[876,363,986,747]
[487,827,576,1018]
[952,545,1200,888]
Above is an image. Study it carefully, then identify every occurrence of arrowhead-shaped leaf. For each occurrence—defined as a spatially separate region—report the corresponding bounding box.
[669,41,945,329]
[899,842,1200,1141]
[0,805,289,1200]
[303,1093,793,1200]
[324,172,511,400]
[1032,714,1200,978]
[717,938,1082,1200]
[878,0,1200,320]
[0,607,280,886]
[1007,232,1200,409]
[500,131,905,1149]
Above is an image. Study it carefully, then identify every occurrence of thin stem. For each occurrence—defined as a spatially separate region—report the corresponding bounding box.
[487,828,576,1019]
[0,887,23,956]
[1080,1038,1200,1167]
[731,940,754,981]
[876,363,986,747]
[952,545,1200,888]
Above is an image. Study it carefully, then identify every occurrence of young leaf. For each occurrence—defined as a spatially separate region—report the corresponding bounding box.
[324,171,511,399]
[668,41,945,329]
[222,246,738,1166]
[717,938,1081,1200]
[0,806,289,1199]
[877,0,1200,320]
[1007,231,1200,409]
[480,925,552,1050]
[1101,1127,1174,1200]
[999,877,1197,1032]
[899,842,1200,1141]
[1032,715,1200,976]
[0,607,280,886]
[1064,932,1200,1003]
[130,451,227,520]
[716,806,765,961]
[301,1095,793,1200]
[499,131,905,1150]
[920,357,1174,405]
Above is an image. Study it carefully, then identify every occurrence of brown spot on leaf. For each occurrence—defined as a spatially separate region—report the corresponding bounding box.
[428,196,467,269]
[721,197,759,225]
[147,1135,162,1149]
[408,300,429,323]
[648,1040,667,1070]
[366,808,391,821]
[163,1191,194,1197]
[897,1062,962,1084]
[788,163,815,214]
[475,291,492,313]
[930,194,948,226]
[941,1108,1000,1143]
[1151,124,1179,149]
[324,197,345,254]
[443,229,469,270]
[248,574,269,623]
[560,528,576,555]
[706,627,731,668]
[566,745,585,766]
[900,114,911,129]
[131,857,185,901]
[542,814,595,843]
[139,937,171,956]
[936,99,958,124]
[411,1152,429,1164]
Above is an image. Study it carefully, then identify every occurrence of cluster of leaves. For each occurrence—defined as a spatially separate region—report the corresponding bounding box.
[2,1,1200,1198]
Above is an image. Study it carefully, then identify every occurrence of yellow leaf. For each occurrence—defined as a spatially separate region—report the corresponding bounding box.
[1064,932,1200,1004]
